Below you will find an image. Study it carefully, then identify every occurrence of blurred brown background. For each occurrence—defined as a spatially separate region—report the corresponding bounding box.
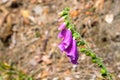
[0,0,120,80]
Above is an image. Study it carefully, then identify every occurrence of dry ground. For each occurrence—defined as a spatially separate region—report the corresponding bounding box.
[0,0,120,80]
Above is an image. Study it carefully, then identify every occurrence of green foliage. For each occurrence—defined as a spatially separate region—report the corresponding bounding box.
[0,62,34,80]
[35,32,40,37]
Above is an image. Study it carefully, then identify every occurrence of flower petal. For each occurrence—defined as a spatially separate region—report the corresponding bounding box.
[58,29,72,49]
[58,28,79,64]
[65,39,79,64]
[58,29,66,38]
[58,43,65,51]
[62,29,72,48]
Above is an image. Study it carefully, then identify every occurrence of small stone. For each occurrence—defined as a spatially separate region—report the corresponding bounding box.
[118,74,120,78]
[29,59,37,66]
[1,0,8,4]
[64,76,72,80]
[33,6,43,15]
[105,14,114,24]
[72,65,77,71]
[75,75,80,78]
[53,77,59,80]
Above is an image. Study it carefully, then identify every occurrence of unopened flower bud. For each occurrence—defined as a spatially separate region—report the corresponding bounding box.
[100,68,107,77]
[92,58,97,63]
[58,22,66,30]
[90,53,96,59]
[85,52,90,56]
[80,48,86,53]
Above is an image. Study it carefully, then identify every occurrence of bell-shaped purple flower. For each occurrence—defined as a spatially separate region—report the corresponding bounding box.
[58,23,79,64]
[58,29,72,51]
[65,38,79,64]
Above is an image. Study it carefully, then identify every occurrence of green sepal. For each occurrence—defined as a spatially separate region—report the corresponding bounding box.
[90,53,96,59]
[92,58,97,63]
[102,73,107,77]
[100,68,107,74]
[67,23,73,30]
[100,68,107,77]
[85,52,90,56]
[65,20,70,27]
[80,48,87,53]
[98,63,103,68]
[73,32,80,39]
[64,7,70,11]
[64,15,69,19]
[59,11,68,16]
[77,41,85,46]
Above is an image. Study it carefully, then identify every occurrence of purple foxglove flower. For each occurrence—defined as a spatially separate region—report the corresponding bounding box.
[58,22,66,30]
[65,38,79,64]
[58,29,72,50]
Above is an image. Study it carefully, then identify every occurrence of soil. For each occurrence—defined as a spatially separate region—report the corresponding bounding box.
[0,0,120,80]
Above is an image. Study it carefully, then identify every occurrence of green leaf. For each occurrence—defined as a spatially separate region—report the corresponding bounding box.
[28,77,34,80]
[0,76,3,80]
